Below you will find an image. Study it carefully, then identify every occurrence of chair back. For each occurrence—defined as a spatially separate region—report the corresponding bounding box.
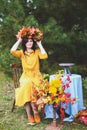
[10,63,22,88]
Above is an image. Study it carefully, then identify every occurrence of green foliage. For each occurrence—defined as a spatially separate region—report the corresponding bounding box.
[24,15,39,27]
[0,0,87,75]
[70,65,87,79]
[0,49,20,75]
[43,17,64,44]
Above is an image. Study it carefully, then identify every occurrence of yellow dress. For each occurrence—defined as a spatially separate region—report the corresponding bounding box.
[10,49,48,106]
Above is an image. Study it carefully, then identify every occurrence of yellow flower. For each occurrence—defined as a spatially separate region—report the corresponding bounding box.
[58,87,63,94]
[50,79,61,88]
[54,98,60,104]
[49,86,57,95]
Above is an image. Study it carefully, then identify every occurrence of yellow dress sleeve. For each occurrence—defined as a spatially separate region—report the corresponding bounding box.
[10,50,22,58]
[36,49,48,59]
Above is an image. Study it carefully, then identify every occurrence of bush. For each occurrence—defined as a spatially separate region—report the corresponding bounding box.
[0,49,20,76]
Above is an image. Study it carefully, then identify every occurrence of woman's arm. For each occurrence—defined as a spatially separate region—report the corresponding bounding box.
[10,38,22,51]
[36,41,47,54]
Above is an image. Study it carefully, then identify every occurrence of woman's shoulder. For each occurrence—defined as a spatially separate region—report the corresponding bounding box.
[10,49,22,52]
[10,49,23,57]
[35,49,40,53]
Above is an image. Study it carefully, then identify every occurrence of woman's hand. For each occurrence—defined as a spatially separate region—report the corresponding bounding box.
[36,40,42,47]
[17,37,22,43]
[36,40,47,54]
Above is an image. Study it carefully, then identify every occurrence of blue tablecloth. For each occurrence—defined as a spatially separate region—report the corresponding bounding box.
[44,74,85,120]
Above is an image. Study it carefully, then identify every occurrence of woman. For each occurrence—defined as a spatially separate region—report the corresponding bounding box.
[10,27,48,125]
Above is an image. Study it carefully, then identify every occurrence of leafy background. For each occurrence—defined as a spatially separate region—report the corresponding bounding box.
[0,0,87,129]
[0,0,87,76]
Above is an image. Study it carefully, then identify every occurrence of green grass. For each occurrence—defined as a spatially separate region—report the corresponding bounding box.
[0,72,87,130]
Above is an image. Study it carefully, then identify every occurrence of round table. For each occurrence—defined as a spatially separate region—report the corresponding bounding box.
[59,63,75,75]
[44,74,85,120]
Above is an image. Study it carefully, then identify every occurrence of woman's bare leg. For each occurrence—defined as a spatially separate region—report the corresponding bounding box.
[25,102,35,124]
[31,102,38,114]
[31,102,41,123]
[25,102,33,117]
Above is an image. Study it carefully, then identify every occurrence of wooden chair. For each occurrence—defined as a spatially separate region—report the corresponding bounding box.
[10,62,22,112]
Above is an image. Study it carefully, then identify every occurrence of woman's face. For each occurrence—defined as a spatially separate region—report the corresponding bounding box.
[25,39,34,49]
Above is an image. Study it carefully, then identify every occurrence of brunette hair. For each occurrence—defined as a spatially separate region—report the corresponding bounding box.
[22,37,36,53]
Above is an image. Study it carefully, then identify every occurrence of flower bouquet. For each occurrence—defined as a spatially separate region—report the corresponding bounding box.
[32,71,76,121]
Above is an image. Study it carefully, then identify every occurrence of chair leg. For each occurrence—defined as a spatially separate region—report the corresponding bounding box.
[11,99,15,112]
